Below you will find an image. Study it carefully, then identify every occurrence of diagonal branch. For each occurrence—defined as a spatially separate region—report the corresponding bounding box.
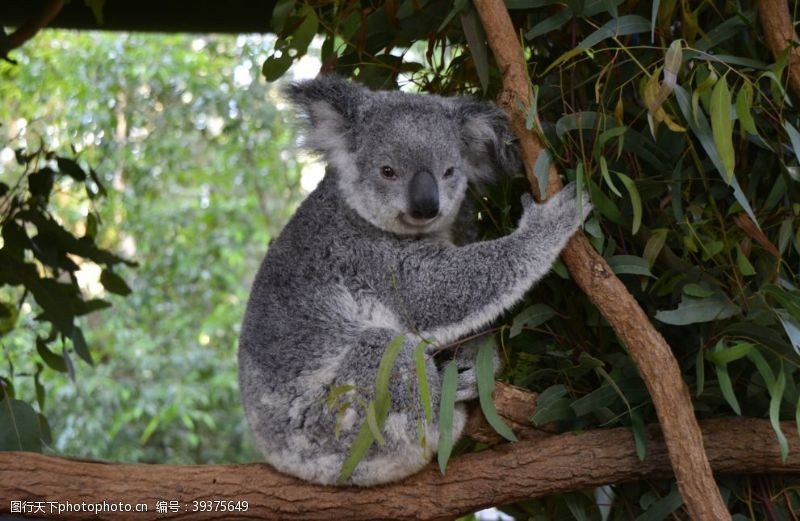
[0,416,795,521]
[470,0,730,518]
[759,0,800,98]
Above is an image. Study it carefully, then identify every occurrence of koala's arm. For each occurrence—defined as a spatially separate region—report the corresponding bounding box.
[395,185,589,345]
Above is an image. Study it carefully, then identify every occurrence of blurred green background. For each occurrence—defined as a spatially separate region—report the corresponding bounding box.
[0,31,316,464]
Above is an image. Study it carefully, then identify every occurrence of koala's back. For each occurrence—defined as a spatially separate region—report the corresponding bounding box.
[237,174,426,484]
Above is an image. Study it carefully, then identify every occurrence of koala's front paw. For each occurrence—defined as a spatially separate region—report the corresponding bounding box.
[544,182,592,234]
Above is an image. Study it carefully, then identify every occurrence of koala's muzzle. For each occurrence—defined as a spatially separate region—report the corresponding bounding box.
[408,170,439,220]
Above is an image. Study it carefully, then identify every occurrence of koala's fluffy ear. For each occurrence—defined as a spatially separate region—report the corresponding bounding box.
[284,75,365,172]
[458,101,522,184]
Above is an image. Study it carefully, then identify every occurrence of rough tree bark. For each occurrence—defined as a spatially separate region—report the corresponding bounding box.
[759,0,800,97]
[471,0,730,518]
[1,415,796,521]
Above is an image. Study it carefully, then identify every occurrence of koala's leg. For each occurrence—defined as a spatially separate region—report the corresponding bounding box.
[328,327,469,486]
[396,184,591,346]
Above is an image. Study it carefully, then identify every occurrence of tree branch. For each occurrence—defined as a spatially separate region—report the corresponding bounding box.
[759,0,800,98]
[470,0,730,518]
[0,416,795,520]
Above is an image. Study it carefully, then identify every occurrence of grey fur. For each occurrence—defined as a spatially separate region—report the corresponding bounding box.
[238,75,590,486]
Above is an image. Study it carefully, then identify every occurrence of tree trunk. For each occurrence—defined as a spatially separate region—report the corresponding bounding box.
[470,0,731,518]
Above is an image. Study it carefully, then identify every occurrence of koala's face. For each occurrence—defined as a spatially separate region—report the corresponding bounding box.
[286,76,520,236]
[343,104,469,236]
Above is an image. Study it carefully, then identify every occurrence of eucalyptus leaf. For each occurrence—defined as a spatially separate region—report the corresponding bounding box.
[437,360,458,474]
[477,339,517,441]
[656,294,740,325]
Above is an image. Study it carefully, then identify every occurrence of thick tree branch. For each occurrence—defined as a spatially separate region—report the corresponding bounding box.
[0,417,795,520]
[759,0,800,98]
[471,0,730,518]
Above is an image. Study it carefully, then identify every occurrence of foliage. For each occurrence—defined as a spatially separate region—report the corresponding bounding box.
[264,0,800,517]
[1,31,305,464]
[0,138,133,452]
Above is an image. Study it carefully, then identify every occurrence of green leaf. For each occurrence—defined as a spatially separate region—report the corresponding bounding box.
[525,9,572,40]
[437,360,458,474]
[36,337,67,373]
[0,397,44,451]
[735,82,759,136]
[71,326,93,366]
[674,85,761,228]
[643,229,668,267]
[715,353,741,415]
[365,401,386,446]
[270,0,294,32]
[614,172,642,234]
[571,385,619,417]
[747,348,776,390]
[262,54,292,82]
[776,310,800,354]
[56,157,87,181]
[533,150,551,200]
[655,294,740,325]
[598,156,622,198]
[531,385,574,425]
[460,8,489,93]
[509,303,557,338]
[338,335,405,483]
[784,121,800,166]
[100,269,132,296]
[414,341,433,424]
[578,15,651,50]
[634,489,683,521]
[705,342,753,365]
[768,368,788,462]
[683,283,715,298]
[736,245,756,276]
[325,384,356,408]
[608,255,653,277]
[710,75,735,179]
[695,345,705,397]
[476,339,517,442]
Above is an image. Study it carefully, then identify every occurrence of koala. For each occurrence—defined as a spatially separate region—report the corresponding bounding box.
[238,75,590,486]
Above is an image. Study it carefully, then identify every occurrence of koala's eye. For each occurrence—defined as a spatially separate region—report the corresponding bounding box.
[380,166,397,180]
[443,167,455,179]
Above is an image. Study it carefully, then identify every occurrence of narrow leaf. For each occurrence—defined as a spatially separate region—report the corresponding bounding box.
[414,341,433,424]
[477,339,517,442]
[656,294,740,325]
[715,361,741,415]
[509,303,556,338]
[710,75,735,178]
[437,361,458,474]
[615,172,642,234]
[365,401,386,446]
[769,368,789,461]
[533,150,551,200]
[735,82,759,136]
[608,255,654,277]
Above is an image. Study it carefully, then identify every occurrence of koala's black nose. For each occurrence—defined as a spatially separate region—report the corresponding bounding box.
[408,170,439,219]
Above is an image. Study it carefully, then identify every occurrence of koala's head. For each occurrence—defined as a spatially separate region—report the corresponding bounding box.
[286,75,520,236]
